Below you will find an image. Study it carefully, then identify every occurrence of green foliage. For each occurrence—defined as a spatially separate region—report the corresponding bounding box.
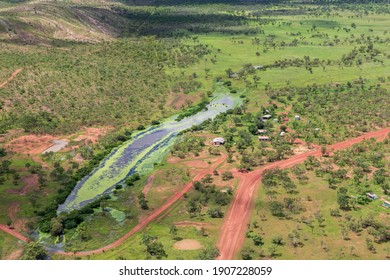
[22,242,48,260]
[197,247,220,260]
[221,171,233,181]
[171,135,205,158]
[138,193,149,210]
[125,173,141,186]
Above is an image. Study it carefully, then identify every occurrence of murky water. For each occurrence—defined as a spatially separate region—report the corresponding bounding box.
[58,92,240,213]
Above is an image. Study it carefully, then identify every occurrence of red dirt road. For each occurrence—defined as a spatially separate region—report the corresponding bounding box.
[58,153,228,256]
[142,175,155,197]
[216,128,390,260]
[0,224,29,243]
[0,69,22,88]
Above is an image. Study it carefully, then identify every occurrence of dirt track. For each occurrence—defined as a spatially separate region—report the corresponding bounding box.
[216,127,390,260]
[58,153,227,256]
[0,69,22,88]
[142,175,155,197]
[1,128,388,258]
[0,224,29,243]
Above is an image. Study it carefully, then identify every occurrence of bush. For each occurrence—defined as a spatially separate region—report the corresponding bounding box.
[208,208,224,218]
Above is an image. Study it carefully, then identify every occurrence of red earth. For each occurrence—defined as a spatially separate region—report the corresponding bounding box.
[1,128,388,258]
[0,224,29,243]
[142,175,155,197]
[216,127,390,259]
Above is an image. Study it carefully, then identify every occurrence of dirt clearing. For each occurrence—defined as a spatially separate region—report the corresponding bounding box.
[173,239,203,250]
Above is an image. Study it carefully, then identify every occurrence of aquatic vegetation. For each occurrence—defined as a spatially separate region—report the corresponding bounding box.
[58,86,241,213]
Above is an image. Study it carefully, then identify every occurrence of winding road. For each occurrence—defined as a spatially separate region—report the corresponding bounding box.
[216,127,390,259]
[57,153,228,256]
[0,128,388,258]
[0,224,29,243]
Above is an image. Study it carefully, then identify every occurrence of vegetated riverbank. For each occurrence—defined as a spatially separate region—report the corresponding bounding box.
[57,84,241,213]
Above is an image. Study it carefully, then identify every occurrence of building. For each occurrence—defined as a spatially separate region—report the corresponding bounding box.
[383,200,390,208]
[295,115,301,120]
[261,114,272,121]
[212,137,225,146]
[258,136,270,141]
[280,131,286,137]
[366,192,378,200]
[257,129,267,134]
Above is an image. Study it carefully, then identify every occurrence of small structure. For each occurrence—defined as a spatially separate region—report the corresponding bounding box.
[212,137,225,146]
[254,65,264,70]
[366,192,378,200]
[273,118,279,123]
[383,200,390,209]
[261,114,272,121]
[295,115,301,120]
[280,131,286,137]
[257,129,267,134]
[258,136,270,141]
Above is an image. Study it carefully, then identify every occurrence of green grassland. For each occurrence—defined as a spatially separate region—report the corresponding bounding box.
[242,139,390,260]
[0,0,389,259]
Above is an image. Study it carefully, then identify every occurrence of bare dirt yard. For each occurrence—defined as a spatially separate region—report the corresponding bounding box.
[173,239,203,250]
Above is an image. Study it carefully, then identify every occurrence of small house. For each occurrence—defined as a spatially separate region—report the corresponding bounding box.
[261,114,272,121]
[295,115,301,120]
[258,136,270,141]
[280,131,286,137]
[254,65,264,70]
[273,118,279,123]
[257,129,267,134]
[366,192,378,200]
[383,200,390,209]
[212,137,225,146]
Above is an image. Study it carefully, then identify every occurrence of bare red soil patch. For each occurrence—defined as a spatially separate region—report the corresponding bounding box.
[73,127,113,143]
[0,68,22,88]
[166,92,200,110]
[6,134,57,155]
[173,239,203,250]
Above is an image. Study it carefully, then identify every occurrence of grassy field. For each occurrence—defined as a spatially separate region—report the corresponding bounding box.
[242,139,390,260]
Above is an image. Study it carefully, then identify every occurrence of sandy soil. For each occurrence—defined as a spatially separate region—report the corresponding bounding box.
[216,127,390,260]
[0,69,22,88]
[173,239,203,250]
